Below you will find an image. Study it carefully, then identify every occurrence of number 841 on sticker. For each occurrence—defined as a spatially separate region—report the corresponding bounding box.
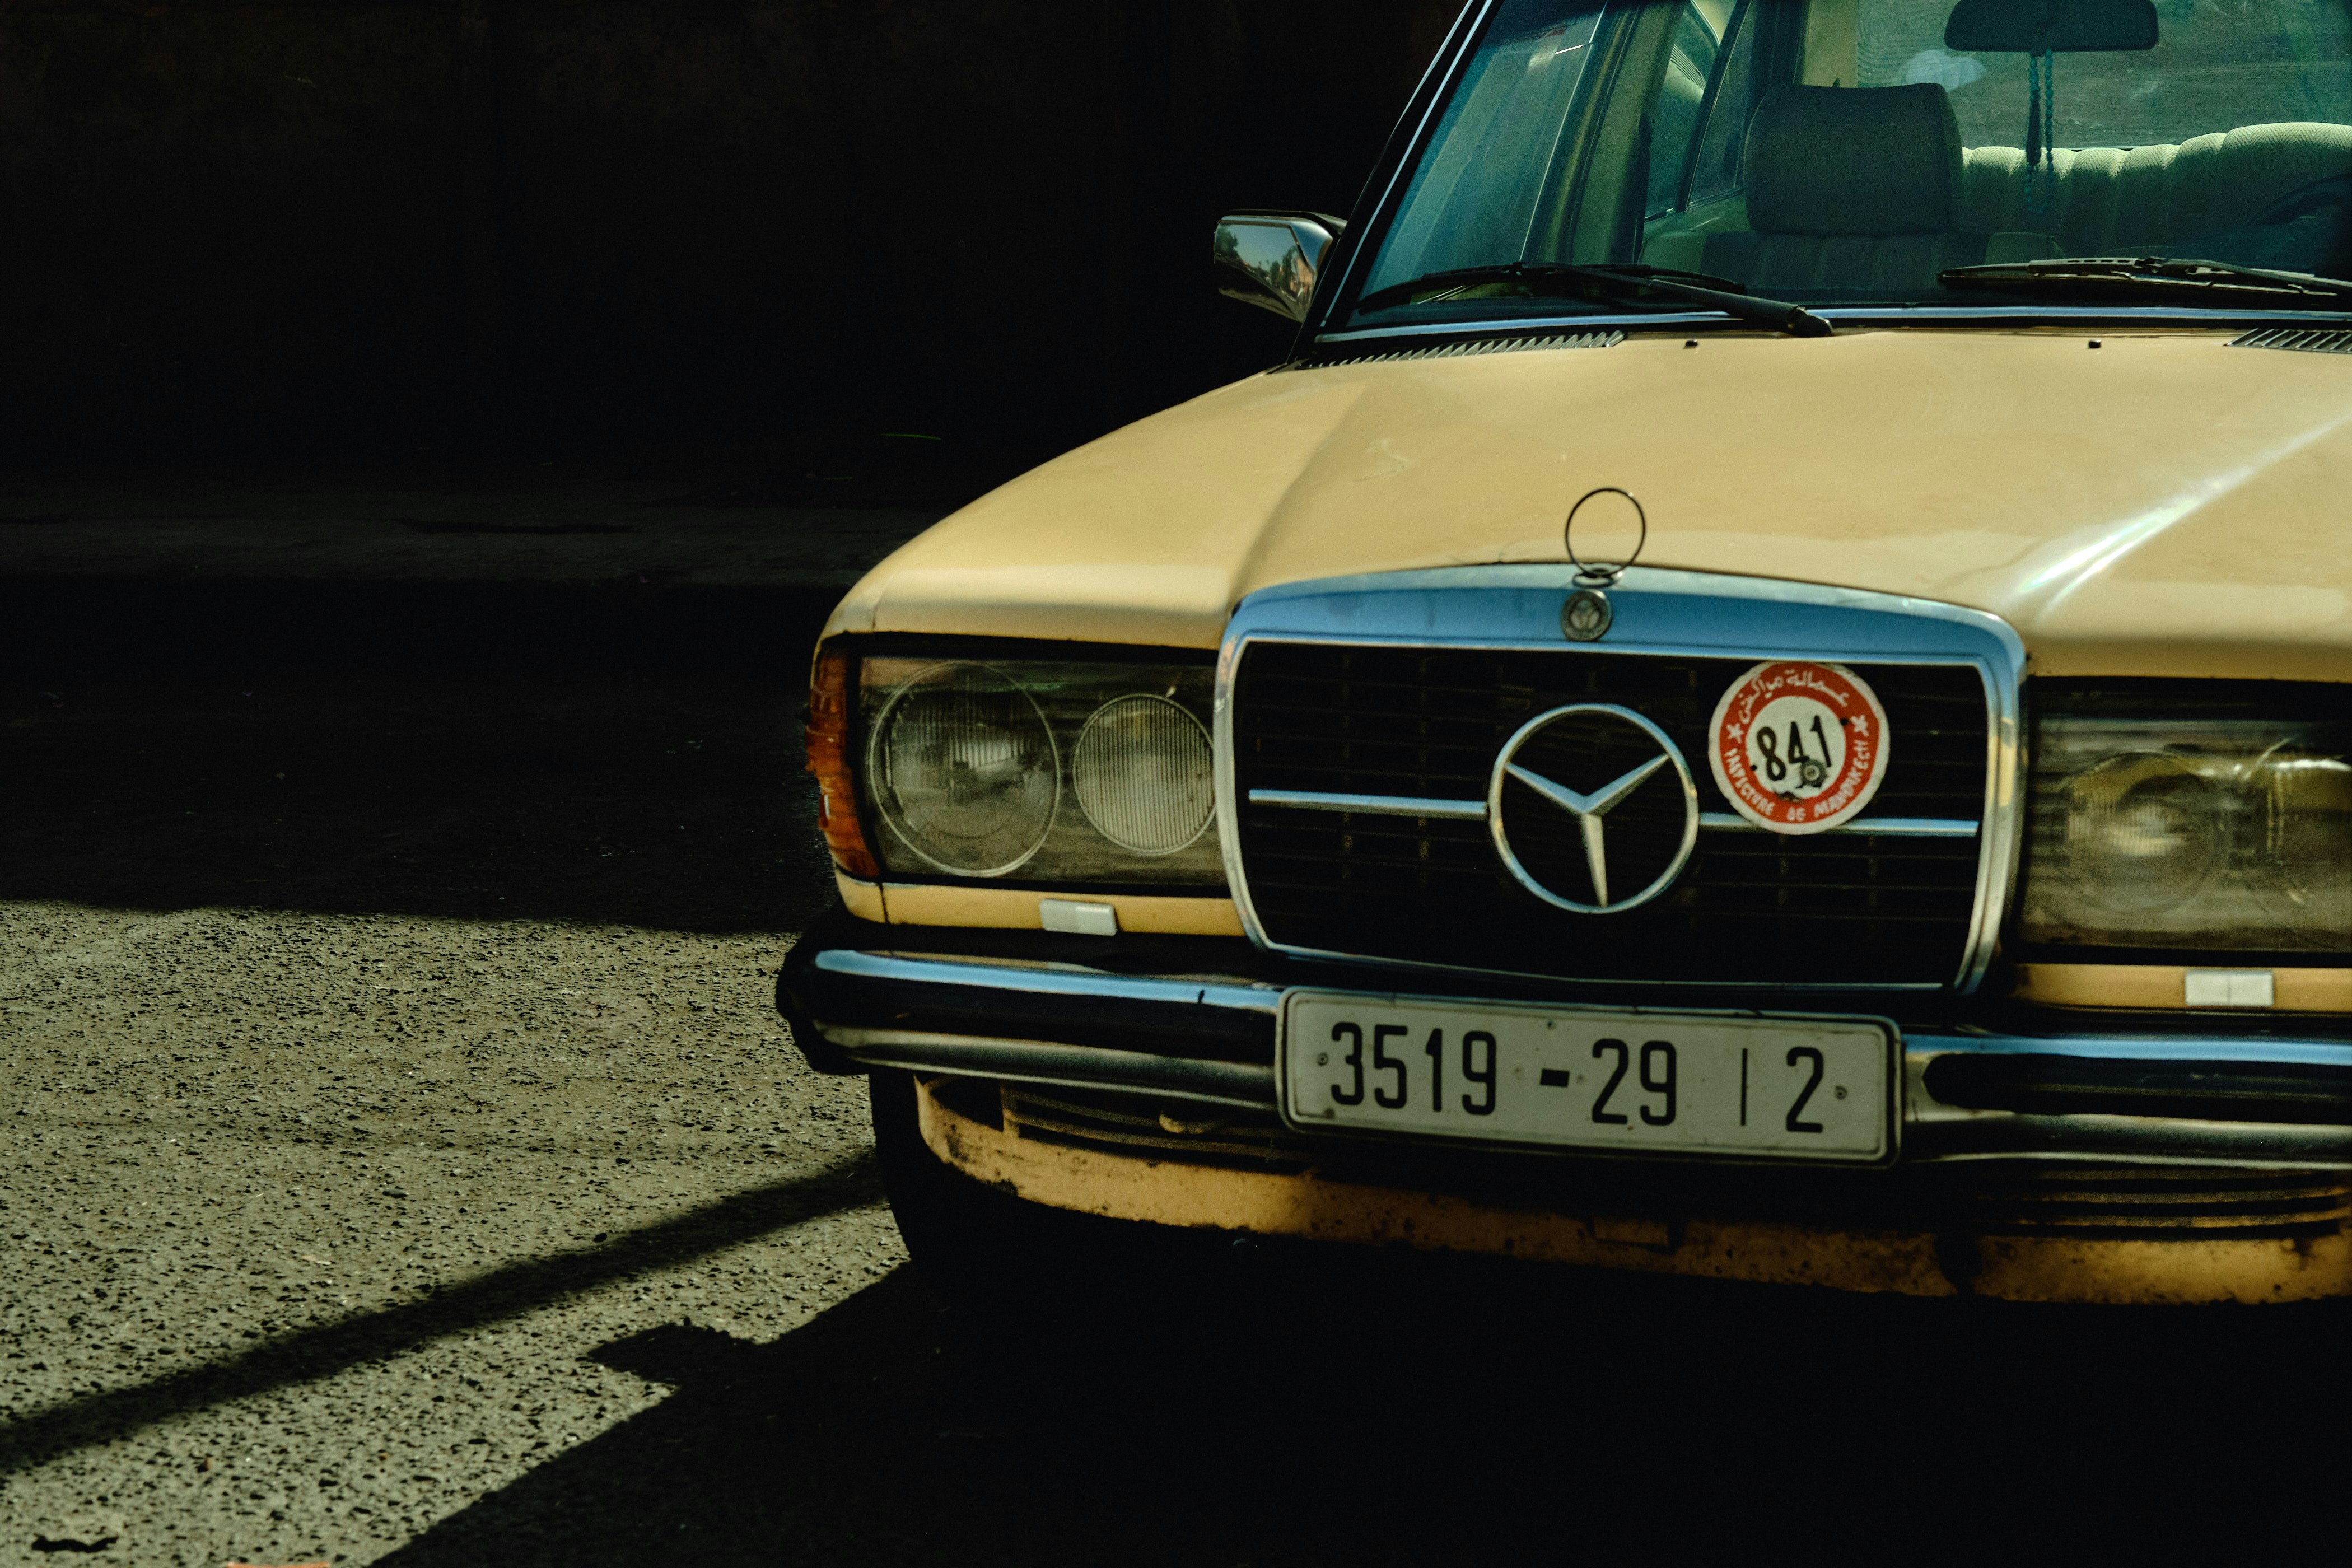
[1278,991,1896,1164]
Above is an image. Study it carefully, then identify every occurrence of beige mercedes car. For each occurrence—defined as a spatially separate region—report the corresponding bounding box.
[781,0,2352,1305]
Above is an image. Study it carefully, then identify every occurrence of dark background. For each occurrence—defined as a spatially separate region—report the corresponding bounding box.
[0,0,1459,478]
[4,12,2350,1557]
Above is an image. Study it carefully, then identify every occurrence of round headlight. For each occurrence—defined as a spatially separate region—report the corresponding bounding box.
[2057,751,2220,913]
[2257,750,2352,919]
[1072,694,1214,856]
[870,664,1058,876]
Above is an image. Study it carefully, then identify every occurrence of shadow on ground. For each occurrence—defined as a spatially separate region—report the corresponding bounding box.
[0,578,847,685]
[0,669,839,932]
[379,1243,2352,1565]
[0,1155,883,1480]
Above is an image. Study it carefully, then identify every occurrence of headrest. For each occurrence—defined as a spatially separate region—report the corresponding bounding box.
[1743,84,1963,235]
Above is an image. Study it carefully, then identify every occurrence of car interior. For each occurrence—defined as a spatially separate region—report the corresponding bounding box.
[1366,0,2352,305]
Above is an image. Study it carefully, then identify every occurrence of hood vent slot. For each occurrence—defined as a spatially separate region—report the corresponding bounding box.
[2229,328,2352,355]
[1286,329,1625,371]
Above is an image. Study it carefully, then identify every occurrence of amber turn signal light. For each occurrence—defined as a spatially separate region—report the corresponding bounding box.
[805,646,879,880]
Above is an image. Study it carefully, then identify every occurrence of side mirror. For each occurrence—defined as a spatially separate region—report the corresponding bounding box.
[1213,211,1346,323]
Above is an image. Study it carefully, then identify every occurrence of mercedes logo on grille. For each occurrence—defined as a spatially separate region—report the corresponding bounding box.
[1487,703,1698,914]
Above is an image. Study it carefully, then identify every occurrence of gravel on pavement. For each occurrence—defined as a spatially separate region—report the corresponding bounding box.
[0,675,904,1565]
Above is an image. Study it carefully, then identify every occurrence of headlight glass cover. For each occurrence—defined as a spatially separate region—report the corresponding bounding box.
[855,652,1224,886]
[2019,691,2352,953]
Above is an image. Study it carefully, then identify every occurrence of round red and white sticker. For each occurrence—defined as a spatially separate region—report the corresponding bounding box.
[1707,662,1891,834]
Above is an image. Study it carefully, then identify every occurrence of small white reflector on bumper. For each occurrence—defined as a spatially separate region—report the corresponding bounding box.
[2185,969,2275,1008]
[1039,899,1119,936]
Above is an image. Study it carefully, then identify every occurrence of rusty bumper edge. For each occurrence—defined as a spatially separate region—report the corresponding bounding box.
[917,1084,2352,1305]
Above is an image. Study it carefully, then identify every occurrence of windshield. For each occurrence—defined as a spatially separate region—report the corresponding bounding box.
[1343,0,2352,326]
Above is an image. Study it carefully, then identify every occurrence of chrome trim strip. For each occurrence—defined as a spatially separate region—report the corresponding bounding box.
[820,1028,1278,1110]
[1249,788,1489,820]
[811,949,1282,1014]
[1903,1036,2352,1166]
[1213,566,2026,994]
[1975,637,2027,997]
[1905,1036,2352,1166]
[1908,1033,2352,1067]
[1697,811,1979,837]
[1256,792,1978,838]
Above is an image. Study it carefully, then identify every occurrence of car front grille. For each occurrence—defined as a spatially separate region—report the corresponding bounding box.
[1000,1085,1314,1171]
[1230,640,1991,987]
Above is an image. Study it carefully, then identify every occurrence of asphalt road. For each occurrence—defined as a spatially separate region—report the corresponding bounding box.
[3,637,2349,1564]
[0,671,907,1565]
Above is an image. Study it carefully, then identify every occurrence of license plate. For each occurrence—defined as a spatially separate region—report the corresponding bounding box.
[1279,990,1897,1164]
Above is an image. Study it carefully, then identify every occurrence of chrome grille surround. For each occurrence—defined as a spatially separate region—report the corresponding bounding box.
[1214,567,2027,992]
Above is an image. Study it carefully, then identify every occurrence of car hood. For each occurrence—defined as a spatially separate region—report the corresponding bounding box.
[827,326,2352,679]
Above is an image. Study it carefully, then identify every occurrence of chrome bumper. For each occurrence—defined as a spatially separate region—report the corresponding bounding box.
[781,926,2352,1170]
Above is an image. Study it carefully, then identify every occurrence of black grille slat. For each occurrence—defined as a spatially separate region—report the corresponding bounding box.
[1233,642,1989,986]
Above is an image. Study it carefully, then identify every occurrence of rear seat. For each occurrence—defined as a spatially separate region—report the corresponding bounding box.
[1649,83,2057,290]
[1958,123,2352,255]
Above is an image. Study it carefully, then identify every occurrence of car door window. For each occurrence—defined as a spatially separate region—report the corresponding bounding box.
[1646,2,1729,214]
[1684,0,1762,208]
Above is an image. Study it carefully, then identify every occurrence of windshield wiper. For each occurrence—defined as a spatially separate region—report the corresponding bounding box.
[1354,261,1835,337]
[1939,256,2352,307]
